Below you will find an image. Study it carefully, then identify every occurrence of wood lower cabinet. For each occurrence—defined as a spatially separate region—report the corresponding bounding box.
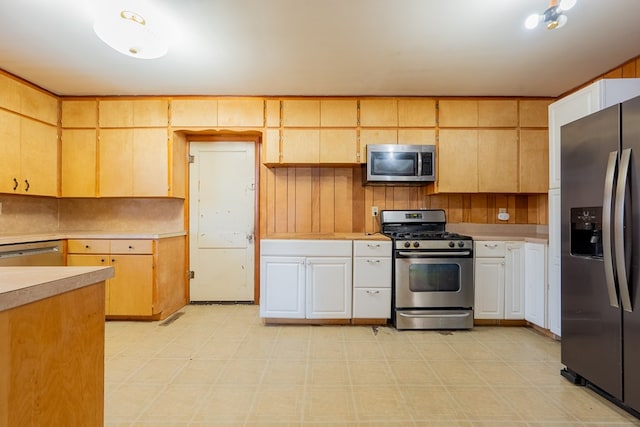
[66,236,186,319]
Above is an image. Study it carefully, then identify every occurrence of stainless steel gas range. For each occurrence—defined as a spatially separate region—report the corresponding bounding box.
[380,209,474,330]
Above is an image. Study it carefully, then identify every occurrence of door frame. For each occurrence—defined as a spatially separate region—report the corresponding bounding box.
[183,132,262,304]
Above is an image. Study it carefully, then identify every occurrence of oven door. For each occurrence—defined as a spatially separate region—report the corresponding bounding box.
[395,251,473,309]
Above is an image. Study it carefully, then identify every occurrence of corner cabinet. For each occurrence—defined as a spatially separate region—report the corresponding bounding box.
[260,240,352,320]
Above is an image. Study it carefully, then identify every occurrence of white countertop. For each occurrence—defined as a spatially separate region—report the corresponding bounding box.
[0,266,114,311]
[0,231,187,246]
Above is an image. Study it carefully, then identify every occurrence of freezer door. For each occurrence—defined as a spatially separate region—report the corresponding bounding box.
[560,104,623,400]
[622,95,640,412]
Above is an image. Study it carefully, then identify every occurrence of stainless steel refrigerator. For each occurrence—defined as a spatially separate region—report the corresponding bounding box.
[561,94,640,416]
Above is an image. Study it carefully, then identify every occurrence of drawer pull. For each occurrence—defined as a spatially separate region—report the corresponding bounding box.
[367,259,381,264]
[12,178,18,191]
[484,243,499,248]
[128,245,134,250]
[366,290,381,295]
[85,245,90,249]
[367,243,381,248]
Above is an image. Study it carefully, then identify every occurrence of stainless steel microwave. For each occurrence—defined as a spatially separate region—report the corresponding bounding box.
[364,144,436,184]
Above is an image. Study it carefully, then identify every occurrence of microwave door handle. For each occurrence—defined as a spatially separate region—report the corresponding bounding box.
[417,151,422,176]
[615,148,633,312]
[603,151,619,308]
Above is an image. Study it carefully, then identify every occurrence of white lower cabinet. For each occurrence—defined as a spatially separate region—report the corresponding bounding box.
[524,242,547,328]
[260,240,352,319]
[352,240,392,319]
[474,241,524,320]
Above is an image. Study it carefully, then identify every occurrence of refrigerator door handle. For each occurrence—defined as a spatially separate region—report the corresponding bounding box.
[615,148,633,312]
[603,151,620,308]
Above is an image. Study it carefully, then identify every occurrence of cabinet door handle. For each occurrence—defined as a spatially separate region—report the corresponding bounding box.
[12,178,18,191]
[85,245,90,249]
[24,179,30,192]
[128,245,134,250]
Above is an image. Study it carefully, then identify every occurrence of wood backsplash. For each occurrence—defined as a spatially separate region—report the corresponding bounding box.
[260,165,547,236]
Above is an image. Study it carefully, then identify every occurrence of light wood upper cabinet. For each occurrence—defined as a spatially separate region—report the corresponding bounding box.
[478,129,518,192]
[320,99,358,127]
[265,99,280,127]
[283,100,320,127]
[61,100,98,128]
[0,110,21,194]
[100,99,169,127]
[0,77,58,197]
[439,100,478,127]
[398,99,436,127]
[18,118,58,196]
[281,129,320,163]
[360,99,398,127]
[263,129,280,164]
[61,129,97,197]
[437,129,478,192]
[478,100,518,127]
[170,99,218,127]
[519,99,552,127]
[398,129,436,145]
[0,73,21,112]
[359,129,398,163]
[218,98,264,127]
[99,128,169,197]
[519,129,549,192]
[319,129,358,163]
[19,84,58,125]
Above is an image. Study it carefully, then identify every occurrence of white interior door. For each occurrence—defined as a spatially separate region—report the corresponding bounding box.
[189,141,255,301]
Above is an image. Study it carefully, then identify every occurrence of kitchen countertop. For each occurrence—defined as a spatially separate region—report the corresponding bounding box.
[0,231,187,246]
[0,266,114,311]
[447,223,549,244]
[263,232,390,241]
[469,233,549,244]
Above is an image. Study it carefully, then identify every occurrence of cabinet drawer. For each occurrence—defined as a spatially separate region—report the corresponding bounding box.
[353,288,391,318]
[67,239,110,254]
[110,239,153,254]
[353,258,392,288]
[474,241,506,257]
[353,240,392,257]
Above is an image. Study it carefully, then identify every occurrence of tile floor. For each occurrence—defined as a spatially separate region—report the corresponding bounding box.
[105,304,640,427]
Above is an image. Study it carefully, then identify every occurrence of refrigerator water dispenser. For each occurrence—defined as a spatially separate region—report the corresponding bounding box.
[570,207,603,258]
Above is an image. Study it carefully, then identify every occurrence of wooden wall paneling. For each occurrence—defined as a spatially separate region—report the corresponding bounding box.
[274,168,289,233]
[334,168,353,232]
[293,168,313,232]
[351,166,366,233]
[622,60,637,78]
[371,186,387,233]
[537,194,548,225]
[310,168,321,233]
[604,68,623,79]
[448,194,464,223]
[515,195,529,224]
[526,195,540,225]
[470,194,488,223]
[385,186,395,211]
[636,58,640,77]
[319,168,335,233]
[429,194,449,221]
[261,165,273,236]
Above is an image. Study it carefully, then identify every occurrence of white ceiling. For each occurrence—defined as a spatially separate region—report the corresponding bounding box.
[1,0,639,98]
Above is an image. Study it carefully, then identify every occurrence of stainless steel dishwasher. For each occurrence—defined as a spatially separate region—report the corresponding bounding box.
[0,240,64,266]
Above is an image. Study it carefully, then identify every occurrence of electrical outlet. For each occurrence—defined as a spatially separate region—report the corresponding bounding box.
[498,208,509,221]
[371,206,379,217]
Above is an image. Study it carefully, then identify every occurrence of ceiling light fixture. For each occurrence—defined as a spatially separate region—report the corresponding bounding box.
[93,2,170,59]
[525,0,577,30]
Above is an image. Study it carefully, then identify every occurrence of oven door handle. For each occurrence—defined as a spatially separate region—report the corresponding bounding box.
[398,312,471,319]
[397,250,471,257]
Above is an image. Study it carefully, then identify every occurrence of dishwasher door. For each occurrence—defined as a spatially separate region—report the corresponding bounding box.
[0,240,64,266]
